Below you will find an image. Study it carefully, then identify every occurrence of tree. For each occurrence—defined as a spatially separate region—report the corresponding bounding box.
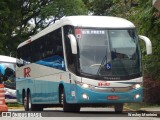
[0,0,87,56]
[83,0,136,17]
[128,0,160,104]
[0,0,21,55]
[83,0,116,15]
[41,0,87,23]
[129,0,160,80]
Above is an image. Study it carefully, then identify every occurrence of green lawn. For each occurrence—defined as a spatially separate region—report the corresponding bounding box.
[6,103,23,108]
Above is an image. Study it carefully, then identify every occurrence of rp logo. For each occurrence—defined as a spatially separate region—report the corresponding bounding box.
[24,67,31,77]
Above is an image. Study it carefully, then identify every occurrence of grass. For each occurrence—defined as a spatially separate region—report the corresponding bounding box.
[6,103,23,108]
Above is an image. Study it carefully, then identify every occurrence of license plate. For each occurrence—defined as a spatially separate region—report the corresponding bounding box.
[107,95,119,100]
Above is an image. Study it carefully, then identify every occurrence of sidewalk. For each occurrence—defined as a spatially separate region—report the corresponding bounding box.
[124,105,160,117]
[139,107,160,117]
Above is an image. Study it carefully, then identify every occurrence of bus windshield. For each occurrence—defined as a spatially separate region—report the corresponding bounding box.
[0,62,16,88]
[77,29,141,79]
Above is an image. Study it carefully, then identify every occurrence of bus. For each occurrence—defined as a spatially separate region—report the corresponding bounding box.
[0,55,16,99]
[16,16,152,112]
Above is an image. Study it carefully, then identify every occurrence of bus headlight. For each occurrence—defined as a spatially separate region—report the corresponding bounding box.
[135,94,140,99]
[76,81,94,89]
[82,93,89,99]
[82,84,89,88]
[133,84,141,89]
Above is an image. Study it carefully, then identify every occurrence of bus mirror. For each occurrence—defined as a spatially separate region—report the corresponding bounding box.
[138,35,152,55]
[16,59,23,65]
[68,34,77,54]
[16,58,28,67]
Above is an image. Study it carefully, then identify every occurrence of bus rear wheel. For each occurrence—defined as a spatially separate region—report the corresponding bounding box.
[60,88,80,112]
[24,92,43,111]
[23,95,29,111]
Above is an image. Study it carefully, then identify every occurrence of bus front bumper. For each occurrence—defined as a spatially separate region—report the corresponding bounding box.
[74,85,143,104]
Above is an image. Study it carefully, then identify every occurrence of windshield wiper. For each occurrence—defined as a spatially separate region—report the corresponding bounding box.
[96,55,107,76]
[80,72,98,79]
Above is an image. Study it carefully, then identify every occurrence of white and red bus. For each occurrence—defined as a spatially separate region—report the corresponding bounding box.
[0,55,16,99]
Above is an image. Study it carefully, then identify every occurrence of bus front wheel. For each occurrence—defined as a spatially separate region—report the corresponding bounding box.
[114,103,123,113]
[60,88,80,112]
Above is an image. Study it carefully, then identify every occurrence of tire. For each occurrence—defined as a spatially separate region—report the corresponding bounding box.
[23,95,29,111]
[114,103,123,113]
[23,92,30,111]
[31,104,43,111]
[23,92,43,111]
[60,88,80,112]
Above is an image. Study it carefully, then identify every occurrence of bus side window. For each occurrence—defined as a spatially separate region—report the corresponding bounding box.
[48,28,63,59]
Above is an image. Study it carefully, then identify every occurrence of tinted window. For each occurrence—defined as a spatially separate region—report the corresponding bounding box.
[17,28,65,70]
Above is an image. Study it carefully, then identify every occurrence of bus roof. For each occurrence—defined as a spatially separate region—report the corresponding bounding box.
[0,55,16,64]
[18,16,135,48]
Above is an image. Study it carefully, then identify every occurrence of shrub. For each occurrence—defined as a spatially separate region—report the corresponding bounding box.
[143,75,160,105]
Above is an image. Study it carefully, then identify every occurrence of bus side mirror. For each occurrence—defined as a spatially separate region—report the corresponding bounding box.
[16,58,29,67]
[68,34,77,54]
[16,58,23,67]
[138,35,152,55]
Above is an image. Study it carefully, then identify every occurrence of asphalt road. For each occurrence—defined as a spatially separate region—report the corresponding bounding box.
[0,107,159,120]
[9,107,128,117]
